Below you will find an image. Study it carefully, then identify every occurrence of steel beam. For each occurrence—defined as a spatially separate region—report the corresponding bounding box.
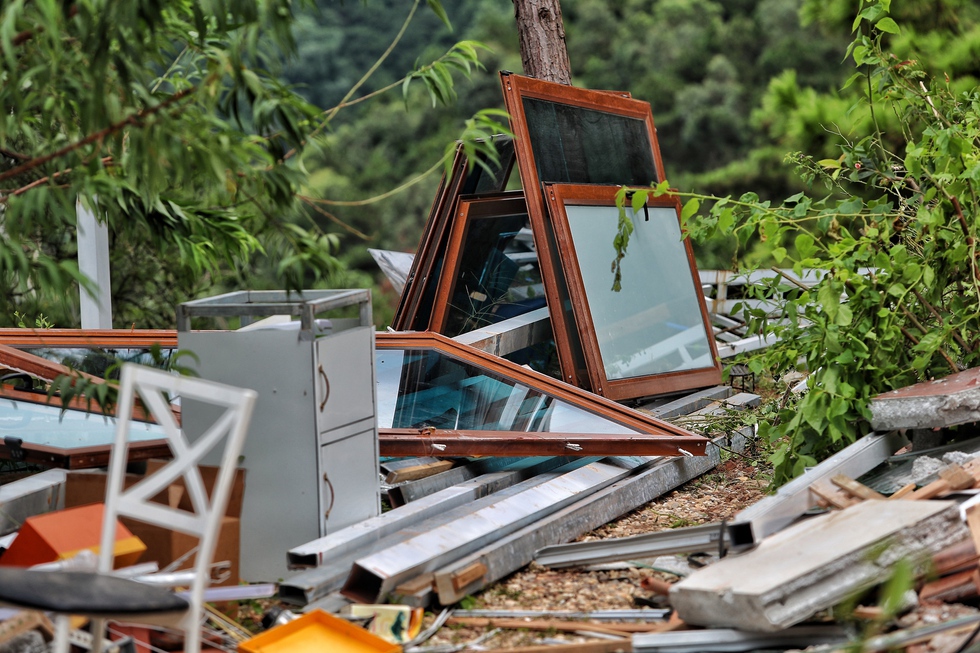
[0,469,67,535]
[342,456,657,604]
[431,429,749,605]
[536,522,727,569]
[452,307,552,357]
[727,430,909,549]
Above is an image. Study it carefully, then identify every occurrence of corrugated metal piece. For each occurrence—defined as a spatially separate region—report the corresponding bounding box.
[536,522,726,569]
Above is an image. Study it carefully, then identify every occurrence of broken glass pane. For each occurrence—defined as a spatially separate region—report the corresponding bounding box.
[443,203,545,337]
[563,203,714,379]
[376,347,637,434]
[522,98,658,186]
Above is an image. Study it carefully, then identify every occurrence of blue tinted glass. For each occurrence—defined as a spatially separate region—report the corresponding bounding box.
[375,348,637,434]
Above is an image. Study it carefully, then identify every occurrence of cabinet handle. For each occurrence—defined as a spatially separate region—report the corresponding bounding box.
[318,364,330,411]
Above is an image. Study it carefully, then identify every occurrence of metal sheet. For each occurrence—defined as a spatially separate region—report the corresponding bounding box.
[632,625,847,653]
[727,430,909,549]
[0,469,67,535]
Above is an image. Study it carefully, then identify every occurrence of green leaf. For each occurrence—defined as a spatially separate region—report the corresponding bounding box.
[875,17,900,34]
[795,233,816,259]
[772,247,787,264]
[427,0,452,30]
[681,198,700,223]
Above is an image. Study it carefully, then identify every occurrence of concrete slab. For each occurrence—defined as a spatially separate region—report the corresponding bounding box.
[671,500,968,632]
[871,367,980,430]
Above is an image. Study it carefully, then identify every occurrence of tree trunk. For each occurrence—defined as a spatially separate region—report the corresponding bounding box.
[512,0,572,85]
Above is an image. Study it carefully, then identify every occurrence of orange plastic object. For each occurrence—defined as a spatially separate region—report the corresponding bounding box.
[238,610,400,653]
[0,503,146,568]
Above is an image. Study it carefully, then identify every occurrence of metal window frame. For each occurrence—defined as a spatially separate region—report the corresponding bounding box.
[429,192,532,335]
[375,332,708,449]
[500,71,670,394]
[543,183,722,399]
[0,329,178,348]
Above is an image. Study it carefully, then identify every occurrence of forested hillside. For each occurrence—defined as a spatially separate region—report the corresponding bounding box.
[290,0,980,323]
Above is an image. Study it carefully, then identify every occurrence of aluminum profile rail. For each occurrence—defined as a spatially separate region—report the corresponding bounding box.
[632,625,847,653]
[279,459,595,605]
[431,429,750,605]
[286,456,591,568]
[452,306,552,357]
[389,456,575,507]
[0,469,66,535]
[341,456,656,604]
[727,430,909,549]
[454,609,670,621]
[535,522,727,569]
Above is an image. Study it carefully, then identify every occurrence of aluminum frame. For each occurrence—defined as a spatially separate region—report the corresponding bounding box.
[544,184,722,399]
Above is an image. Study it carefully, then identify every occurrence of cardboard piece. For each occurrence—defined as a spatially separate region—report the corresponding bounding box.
[64,462,245,586]
[0,503,145,568]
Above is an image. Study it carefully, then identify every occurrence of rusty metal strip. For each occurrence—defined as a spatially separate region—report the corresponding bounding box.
[379,429,706,458]
[0,329,178,347]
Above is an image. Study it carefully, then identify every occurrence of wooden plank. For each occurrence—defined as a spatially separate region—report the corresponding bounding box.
[889,483,916,500]
[393,573,435,596]
[939,463,975,491]
[451,562,488,591]
[384,460,454,484]
[830,474,886,501]
[809,480,860,510]
[446,617,646,636]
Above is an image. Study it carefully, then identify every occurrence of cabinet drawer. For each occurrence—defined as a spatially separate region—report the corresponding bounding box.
[314,327,375,433]
[319,428,380,536]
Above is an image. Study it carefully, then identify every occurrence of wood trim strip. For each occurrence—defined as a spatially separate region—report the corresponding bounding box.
[0,329,178,347]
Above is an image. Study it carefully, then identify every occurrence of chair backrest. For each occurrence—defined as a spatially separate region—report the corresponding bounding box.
[99,364,256,606]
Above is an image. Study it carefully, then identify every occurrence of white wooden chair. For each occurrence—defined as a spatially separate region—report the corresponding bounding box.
[0,364,257,653]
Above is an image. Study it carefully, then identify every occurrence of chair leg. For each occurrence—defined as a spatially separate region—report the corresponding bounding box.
[90,618,106,653]
[52,616,71,653]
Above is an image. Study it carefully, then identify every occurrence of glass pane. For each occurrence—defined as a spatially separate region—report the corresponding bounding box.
[0,397,164,450]
[564,204,713,379]
[20,347,175,377]
[375,347,637,434]
[444,210,546,337]
[522,98,657,185]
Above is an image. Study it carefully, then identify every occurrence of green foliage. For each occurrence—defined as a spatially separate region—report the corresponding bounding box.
[0,0,497,328]
[620,0,980,485]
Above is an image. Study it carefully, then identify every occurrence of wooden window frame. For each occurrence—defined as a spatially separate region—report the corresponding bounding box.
[500,72,669,393]
[375,331,709,458]
[429,192,533,335]
[543,183,722,400]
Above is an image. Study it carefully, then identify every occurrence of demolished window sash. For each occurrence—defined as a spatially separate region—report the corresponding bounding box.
[543,183,722,399]
[375,332,708,457]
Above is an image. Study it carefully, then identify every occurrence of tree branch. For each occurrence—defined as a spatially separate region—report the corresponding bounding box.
[0,86,197,185]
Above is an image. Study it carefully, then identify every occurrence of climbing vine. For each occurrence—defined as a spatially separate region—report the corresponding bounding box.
[618,0,980,484]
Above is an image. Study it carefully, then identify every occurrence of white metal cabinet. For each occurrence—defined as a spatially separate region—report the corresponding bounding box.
[178,291,380,582]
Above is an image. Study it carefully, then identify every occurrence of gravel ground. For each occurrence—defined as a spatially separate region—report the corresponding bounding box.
[424,451,772,650]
